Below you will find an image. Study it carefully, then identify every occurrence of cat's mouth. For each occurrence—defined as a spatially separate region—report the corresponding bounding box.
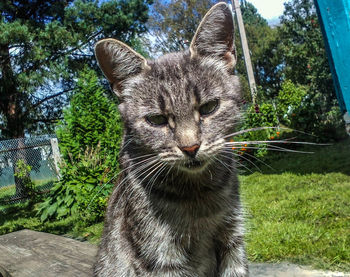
[184,159,202,168]
[180,159,208,173]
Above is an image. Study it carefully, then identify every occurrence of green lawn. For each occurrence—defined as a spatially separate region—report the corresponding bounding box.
[0,178,56,200]
[241,137,350,272]
[0,138,349,271]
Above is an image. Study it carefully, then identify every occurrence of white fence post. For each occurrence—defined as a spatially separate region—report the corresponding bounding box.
[50,138,62,179]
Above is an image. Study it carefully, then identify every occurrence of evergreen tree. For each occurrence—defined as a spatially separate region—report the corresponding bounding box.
[38,68,123,222]
[57,67,122,168]
[0,0,151,139]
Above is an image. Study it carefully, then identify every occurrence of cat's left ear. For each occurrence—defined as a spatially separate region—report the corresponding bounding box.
[190,2,236,69]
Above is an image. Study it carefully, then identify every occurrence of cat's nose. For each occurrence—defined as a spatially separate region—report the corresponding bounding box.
[180,144,200,158]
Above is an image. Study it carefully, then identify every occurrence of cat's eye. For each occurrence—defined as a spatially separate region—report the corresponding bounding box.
[146,114,168,126]
[199,99,219,116]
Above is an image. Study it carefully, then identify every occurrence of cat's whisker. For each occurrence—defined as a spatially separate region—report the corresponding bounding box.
[113,159,163,208]
[144,163,168,193]
[223,145,314,154]
[160,161,176,184]
[223,126,282,139]
[87,155,159,210]
[135,160,164,190]
[121,155,160,175]
[211,154,235,174]
[114,156,160,187]
[217,152,254,174]
[223,126,320,140]
[220,149,262,173]
[101,155,159,201]
[239,150,276,172]
[118,136,134,152]
[147,161,167,183]
[225,140,327,146]
[127,159,161,182]
[202,153,217,181]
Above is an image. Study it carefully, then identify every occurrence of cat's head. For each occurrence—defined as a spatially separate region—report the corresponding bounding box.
[95,2,241,174]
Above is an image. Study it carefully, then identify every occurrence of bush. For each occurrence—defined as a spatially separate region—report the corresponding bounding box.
[14,159,36,199]
[56,67,123,168]
[238,102,280,157]
[276,80,346,141]
[277,80,307,126]
[38,146,114,223]
[38,68,122,223]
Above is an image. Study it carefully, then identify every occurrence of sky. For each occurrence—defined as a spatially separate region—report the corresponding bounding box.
[247,0,286,20]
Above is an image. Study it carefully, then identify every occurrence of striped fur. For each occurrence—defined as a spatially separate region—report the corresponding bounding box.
[94,3,248,276]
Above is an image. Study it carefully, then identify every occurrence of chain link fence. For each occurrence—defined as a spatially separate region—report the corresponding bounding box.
[0,135,61,204]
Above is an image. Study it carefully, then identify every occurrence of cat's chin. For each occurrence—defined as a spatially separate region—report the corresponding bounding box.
[178,159,209,174]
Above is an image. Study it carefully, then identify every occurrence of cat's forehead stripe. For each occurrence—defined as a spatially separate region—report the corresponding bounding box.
[158,94,166,112]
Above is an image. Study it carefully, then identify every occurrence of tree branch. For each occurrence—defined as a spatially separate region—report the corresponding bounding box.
[19,88,72,120]
[31,118,63,123]
[23,30,102,74]
[30,88,73,111]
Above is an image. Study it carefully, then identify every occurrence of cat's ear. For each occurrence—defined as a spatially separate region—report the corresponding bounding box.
[190,2,236,69]
[94,38,150,97]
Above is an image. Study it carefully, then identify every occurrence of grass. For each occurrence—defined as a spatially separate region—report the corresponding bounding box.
[0,178,55,200]
[241,137,350,272]
[0,138,349,271]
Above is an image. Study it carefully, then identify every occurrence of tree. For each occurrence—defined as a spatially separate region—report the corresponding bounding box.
[0,0,151,139]
[0,0,151,197]
[236,1,280,97]
[279,0,333,95]
[146,0,219,55]
[276,0,344,139]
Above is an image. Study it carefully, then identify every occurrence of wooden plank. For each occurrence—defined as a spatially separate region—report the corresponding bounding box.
[0,230,97,277]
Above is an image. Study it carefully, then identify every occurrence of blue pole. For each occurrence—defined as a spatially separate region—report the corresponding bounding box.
[314,0,350,133]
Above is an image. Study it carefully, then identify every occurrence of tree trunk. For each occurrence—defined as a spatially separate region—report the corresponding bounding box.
[1,43,28,197]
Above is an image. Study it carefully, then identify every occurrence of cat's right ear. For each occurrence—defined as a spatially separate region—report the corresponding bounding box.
[94,38,150,97]
[190,2,236,70]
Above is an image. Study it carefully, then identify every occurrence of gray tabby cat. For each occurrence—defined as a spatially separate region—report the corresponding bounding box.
[93,2,248,276]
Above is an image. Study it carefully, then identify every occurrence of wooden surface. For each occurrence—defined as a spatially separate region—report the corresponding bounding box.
[0,229,348,277]
[0,229,97,277]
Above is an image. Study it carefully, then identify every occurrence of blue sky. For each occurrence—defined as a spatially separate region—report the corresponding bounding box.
[247,0,286,20]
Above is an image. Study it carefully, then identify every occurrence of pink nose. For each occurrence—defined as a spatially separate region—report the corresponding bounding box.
[180,144,200,158]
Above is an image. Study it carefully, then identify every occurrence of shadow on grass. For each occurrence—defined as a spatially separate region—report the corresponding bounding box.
[239,137,350,176]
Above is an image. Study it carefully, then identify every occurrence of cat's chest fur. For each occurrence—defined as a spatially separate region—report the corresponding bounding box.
[107,154,238,276]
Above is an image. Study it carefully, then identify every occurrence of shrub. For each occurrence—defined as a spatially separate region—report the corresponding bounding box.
[238,102,280,157]
[276,80,346,141]
[38,68,122,222]
[56,67,123,168]
[38,146,114,223]
[14,159,36,199]
[277,80,307,125]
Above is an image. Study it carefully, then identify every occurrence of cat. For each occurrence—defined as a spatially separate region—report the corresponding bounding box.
[93,2,248,276]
